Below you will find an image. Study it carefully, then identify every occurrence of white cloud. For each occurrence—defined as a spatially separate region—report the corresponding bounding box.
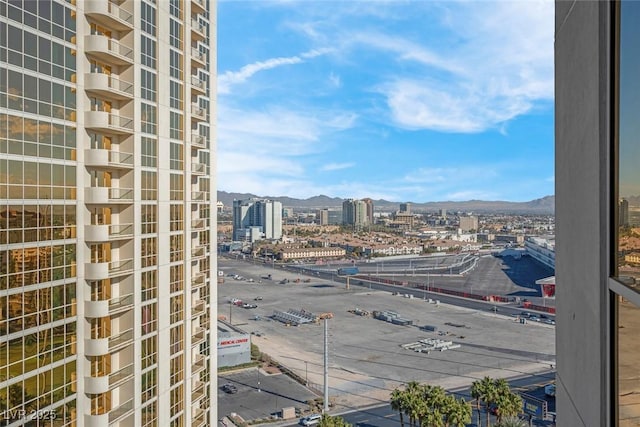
[368,1,554,133]
[218,48,333,94]
[320,162,354,172]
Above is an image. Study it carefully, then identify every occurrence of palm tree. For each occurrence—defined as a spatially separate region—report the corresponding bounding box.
[422,385,446,427]
[442,395,472,427]
[470,379,483,426]
[405,381,423,427]
[475,376,497,427]
[494,391,523,424]
[391,388,408,427]
[318,413,352,427]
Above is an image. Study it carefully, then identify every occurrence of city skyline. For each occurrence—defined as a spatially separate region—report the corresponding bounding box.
[217,0,554,203]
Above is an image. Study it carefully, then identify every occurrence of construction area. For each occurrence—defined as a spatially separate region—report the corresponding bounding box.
[218,256,556,416]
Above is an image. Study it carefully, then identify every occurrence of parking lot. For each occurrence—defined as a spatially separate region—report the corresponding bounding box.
[218,257,556,417]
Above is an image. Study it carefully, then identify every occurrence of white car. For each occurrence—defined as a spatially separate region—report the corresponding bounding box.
[300,414,322,426]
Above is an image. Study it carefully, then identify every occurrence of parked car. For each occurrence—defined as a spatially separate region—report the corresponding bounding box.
[300,414,322,426]
[243,303,258,309]
[221,383,237,394]
[254,296,263,301]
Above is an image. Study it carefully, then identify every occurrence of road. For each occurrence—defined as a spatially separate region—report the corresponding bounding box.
[339,374,556,427]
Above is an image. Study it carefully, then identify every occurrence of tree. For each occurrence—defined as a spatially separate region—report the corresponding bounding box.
[494,391,523,423]
[442,395,472,427]
[470,379,484,427]
[391,388,408,427]
[318,414,352,427]
[421,385,446,427]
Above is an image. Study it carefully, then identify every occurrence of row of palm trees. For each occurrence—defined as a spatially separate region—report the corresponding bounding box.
[390,381,472,427]
[470,376,523,427]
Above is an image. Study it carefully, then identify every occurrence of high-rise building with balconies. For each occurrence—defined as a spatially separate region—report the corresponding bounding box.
[0,0,216,425]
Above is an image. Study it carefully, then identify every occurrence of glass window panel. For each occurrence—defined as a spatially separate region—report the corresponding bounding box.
[617,0,640,293]
[617,297,640,424]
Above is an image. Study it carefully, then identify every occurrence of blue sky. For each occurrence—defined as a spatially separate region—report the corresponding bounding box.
[217,1,554,203]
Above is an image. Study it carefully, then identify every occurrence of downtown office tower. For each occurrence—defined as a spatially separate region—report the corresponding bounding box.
[0,0,217,425]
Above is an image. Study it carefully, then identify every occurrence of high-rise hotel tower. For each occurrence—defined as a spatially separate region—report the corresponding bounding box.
[0,0,217,425]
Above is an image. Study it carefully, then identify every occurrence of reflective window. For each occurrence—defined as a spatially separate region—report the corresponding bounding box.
[617,0,640,293]
[616,2,640,424]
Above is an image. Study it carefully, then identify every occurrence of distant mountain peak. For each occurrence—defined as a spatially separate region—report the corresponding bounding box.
[217,191,555,214]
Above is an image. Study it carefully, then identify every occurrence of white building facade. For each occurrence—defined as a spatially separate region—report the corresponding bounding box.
[0,0,217,425]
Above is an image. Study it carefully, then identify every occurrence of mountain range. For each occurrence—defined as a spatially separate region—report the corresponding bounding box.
[217,191,556,214]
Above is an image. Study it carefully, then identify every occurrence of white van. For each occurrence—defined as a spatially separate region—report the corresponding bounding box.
[300,414,322,426]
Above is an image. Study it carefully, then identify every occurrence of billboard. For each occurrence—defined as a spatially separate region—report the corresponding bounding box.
[218,335,250,357]
[520,393,547,418]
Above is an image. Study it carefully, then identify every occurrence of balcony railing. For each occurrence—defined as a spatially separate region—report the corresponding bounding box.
[193,272,206,285]
[192,246,206,259]
[109,363,134,388]
[191,103,206,120]
[85,1,134,31]
[109,258,134,276]
[108,397,134,424]
[191,76,206,93]
[108,187,134,202]
[84,73,134,99]
[191,47,206,65]
[85,148,134,169]
[193,354,206,374]
[85,111,134,134]
[108,223,134,239]
[85,35,134,65]
[192,327,206,345]
[191,191,206,201]
[192,381,206,402]
[109,328,134,351]
[191,218,205,230]
[192,162,206,175]
[191,133,206,149]
[192,18,206,39]
[109,292,134,312]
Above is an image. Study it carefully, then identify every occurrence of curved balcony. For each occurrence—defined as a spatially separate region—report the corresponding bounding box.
[192,162,206,176]
[85,223,134,242]
[85,148,134,169]
[192,299,205,317]
[85,1,134,32]
[192,326,206,346]
[85,299,109,318]
[192,354,206,375]
[84,73,134,100]
[193,272,206,286]
[193,408,206,427]
[83,413,109,427]
[191,191,206,202]
[191,47,206,69]
[85,293,134,318]
[192,246,206,260]
[192,0,206,14]
[191,76,206,95]
[191,133,206,149]
[191,104,206,122]
[85,111,134,135]
[85,187,134,204]
[85,337,109,356]
[84,35,134,66]
[85,374,109,395]
[192,381,206,402]
[85,261,109,280]
[192,18,206,41]
[191,218,206,231]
